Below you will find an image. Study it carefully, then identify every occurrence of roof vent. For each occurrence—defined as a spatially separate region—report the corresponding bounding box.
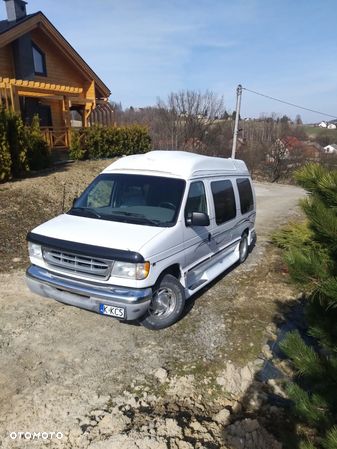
[4,0,27,22]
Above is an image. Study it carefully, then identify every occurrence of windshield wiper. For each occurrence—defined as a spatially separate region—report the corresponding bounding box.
[110,212,162,226]
[68,207,102,219]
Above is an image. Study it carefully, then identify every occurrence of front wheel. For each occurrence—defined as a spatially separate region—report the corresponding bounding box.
[139,274,185,330]
[239,233,249,263]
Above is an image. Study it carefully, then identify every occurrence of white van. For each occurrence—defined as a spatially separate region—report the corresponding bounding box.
[26,151,256,330]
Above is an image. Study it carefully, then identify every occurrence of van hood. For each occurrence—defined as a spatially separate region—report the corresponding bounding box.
[30,214,167,254]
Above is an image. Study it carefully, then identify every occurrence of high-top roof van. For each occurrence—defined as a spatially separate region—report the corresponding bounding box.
[26,151,256,330]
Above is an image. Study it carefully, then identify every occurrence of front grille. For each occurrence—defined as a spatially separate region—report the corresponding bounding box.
[42,248,113,279]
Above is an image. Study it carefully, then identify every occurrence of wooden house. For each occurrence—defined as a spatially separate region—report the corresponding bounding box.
[0,0,111,148]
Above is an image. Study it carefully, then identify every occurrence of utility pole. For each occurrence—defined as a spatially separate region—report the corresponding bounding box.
[231,84,242,159]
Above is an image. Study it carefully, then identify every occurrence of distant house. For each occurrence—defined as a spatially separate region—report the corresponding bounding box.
[319,121,328,128]
[0,0,111,148]
[283,137,319,158]
[267,136,321,164]
[324,144,337,154]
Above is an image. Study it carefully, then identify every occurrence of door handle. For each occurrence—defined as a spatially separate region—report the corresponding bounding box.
[208,233,212,242]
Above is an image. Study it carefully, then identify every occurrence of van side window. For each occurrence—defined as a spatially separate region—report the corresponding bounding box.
[185,181,207,220]
[236,178,254,214]
[211,180,236,224]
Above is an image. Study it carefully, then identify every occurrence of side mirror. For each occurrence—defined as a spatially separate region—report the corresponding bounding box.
[186,212,210,227]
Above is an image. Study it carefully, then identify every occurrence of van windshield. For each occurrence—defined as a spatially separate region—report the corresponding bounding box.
[68,174,186,227]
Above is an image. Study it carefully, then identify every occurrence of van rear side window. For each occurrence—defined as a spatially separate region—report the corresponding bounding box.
[236,178,254,214]
[211,180,236,224]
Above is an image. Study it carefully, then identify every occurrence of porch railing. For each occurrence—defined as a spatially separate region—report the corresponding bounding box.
[40,127,71,149]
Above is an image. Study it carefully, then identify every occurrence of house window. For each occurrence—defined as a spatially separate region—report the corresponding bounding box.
[32,43,47,76]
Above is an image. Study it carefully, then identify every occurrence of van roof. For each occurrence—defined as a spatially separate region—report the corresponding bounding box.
[102,151,250,179]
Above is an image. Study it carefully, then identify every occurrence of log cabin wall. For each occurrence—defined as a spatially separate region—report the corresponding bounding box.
[0,44,14,77]
[30,29,86,92]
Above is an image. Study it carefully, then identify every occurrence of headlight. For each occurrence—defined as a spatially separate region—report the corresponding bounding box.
[28,242,43,259]
[111,261,150,280]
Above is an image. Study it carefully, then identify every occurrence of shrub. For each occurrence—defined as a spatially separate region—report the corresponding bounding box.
[69,129,86,160]
[25,115,51,170]
[0,107,29,180]
[0,114,11,182]
[0,109,51,182]
[272,220,313,250]
[5,110,29,176]
[85,126,106,159]
[69,125,151,160]
[276,164,337,449]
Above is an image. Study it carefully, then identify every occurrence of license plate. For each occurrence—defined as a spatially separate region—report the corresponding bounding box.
[99,304,125,319]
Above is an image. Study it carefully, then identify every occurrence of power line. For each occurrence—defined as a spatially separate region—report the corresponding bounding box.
[242,87,337,120]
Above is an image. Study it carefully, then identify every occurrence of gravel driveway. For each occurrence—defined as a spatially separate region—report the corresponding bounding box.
[0,167,305,448]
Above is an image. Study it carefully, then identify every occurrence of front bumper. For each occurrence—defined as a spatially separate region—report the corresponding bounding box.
[26,265,152,321]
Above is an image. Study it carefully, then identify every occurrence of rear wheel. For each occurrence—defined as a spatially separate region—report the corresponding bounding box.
[139,274,185,330]
[239,233,249,263]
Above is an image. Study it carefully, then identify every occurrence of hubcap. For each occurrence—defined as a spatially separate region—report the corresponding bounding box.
[149,287,177,318]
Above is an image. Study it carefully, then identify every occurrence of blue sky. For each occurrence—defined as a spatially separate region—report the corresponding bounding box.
[11,0,337,122]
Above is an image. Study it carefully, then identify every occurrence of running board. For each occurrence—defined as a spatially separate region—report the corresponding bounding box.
[189,278,208,291]
[186,250,239,297]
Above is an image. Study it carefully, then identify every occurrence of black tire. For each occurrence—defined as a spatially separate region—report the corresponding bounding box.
[139,274,185,330]
[239,233,249,263]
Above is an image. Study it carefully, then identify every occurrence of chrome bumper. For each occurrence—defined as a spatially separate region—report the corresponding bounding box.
[26,265,152,321]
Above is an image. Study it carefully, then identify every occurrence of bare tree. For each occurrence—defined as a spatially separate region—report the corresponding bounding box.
[237,140,268,177]
[157,90,227,153]
[266,139,290,182]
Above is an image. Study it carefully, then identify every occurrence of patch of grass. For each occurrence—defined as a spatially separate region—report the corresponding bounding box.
[167,359,219,379]
[223,317,265,365]
[303,125,337,142]
[165,359,231,403]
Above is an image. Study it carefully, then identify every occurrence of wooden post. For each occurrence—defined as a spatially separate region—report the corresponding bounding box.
[4,83,9,110]
[62,96,71,127]
[62,96,71,147]
[84,105,92,127]
[10,85,21,113]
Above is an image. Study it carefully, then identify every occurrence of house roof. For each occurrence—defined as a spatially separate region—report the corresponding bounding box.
[324,144,337,150]
[282,136,302,149]
[0,11,110,99]
[0,11,38,34]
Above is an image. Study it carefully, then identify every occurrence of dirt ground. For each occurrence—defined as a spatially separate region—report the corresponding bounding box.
[0,161,306,448]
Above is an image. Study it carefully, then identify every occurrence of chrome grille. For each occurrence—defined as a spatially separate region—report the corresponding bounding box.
[43,248,112,279]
